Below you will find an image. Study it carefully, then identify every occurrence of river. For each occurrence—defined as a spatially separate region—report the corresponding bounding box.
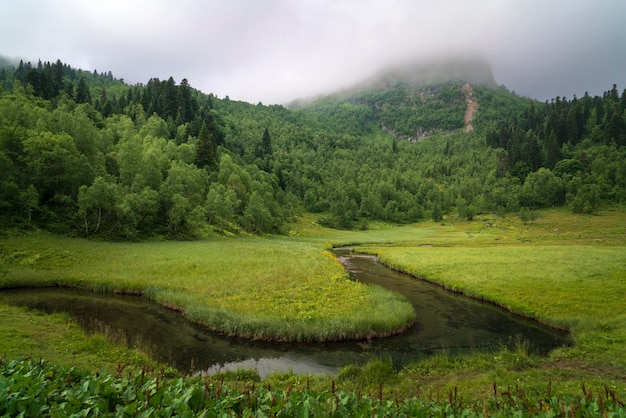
[0,249,569,378]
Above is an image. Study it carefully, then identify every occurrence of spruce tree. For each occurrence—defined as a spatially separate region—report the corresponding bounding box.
[261,127,272,157]
[15,60,26,81]
[177,78,194,124]
[24,68,41,96]
[162,76,178,120]
[545,130,561,169]
[53,59,64,96]
[195,122,218,172]
[75,77,91,104]
[606,111,626,145]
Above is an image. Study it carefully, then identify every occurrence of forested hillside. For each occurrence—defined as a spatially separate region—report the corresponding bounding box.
[484,85,626,213]
[0,58,624,239]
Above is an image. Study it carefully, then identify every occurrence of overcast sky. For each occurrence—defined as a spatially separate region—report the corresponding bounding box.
[1,0,625,104]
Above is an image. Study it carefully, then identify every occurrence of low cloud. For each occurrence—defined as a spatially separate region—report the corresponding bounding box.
[1,0,625,104]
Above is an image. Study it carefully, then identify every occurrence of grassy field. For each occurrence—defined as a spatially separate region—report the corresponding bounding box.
[1,208,626,405]
[349,208,626,399]
[0,233,414,343]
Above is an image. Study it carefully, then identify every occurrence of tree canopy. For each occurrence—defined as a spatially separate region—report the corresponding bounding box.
[1,59,624,238]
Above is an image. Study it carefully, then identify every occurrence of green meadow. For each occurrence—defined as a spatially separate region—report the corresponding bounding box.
[1,208,626,402]
[351,208,626,398]
[0,233,414,343]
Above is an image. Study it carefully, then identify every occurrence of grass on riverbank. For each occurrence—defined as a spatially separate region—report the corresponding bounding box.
[0,234,415,342]
[0,304,162,375]
[345,208,626,398]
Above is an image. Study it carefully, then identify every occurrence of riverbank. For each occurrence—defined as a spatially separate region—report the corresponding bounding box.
[0,303,164,375]
[1,208,625,403]
[348,208,626,398]
[0,233,415,343]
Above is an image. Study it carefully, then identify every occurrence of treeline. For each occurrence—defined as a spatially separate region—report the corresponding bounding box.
[0,59,214,136]
[0,58,624,238]
[485,85,626,213]
[0,62,291,239]
[2,59,120,104]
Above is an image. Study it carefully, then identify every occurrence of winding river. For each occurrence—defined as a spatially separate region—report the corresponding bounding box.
[0,249,570,378]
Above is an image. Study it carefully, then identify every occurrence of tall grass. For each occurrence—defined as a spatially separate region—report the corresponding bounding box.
[0,233,415,342]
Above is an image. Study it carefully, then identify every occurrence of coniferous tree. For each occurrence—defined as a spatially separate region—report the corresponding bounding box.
[545,130,561,169]
[97,88,113,117]
[261,127,272,157]
[64,80,74,99]
[117,93,127,112]
[75,77,91,104]
[40,62,54,99]
[177,78,194,124]
[523,130,542,171]
[144,78,162,115]
[567,97,584,144]
[14,60,26,82]
[565,105,581,144]
[582,92,592,124]
[203,111,224,146]
[162,76,178,121]
[609,84,619,103]
[24,68,41,96]
[195,122,218,172]
[606,111,626,145]
[593,97,604,125]
[53,59,64,96]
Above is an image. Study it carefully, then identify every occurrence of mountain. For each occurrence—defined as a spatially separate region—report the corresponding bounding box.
[292,56,518,142]
[0,57,623,237]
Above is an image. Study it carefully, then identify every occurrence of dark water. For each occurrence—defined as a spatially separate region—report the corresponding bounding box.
[333,248,570,357]
[0,249,569,377]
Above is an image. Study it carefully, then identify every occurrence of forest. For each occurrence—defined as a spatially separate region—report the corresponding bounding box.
[0,58,625,239]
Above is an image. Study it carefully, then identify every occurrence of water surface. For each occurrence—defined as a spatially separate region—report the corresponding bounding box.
[0,249,569,377]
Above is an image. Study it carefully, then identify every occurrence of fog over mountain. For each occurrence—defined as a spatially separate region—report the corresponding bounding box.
[363,56,498,89]
[1,0,625,104]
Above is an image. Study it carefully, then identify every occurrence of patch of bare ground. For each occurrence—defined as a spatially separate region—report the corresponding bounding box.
[462,83,478,133]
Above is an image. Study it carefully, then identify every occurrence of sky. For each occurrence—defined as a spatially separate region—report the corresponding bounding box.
[1,0,625,105]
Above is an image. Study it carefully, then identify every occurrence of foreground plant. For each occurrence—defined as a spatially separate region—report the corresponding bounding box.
[2,357,625,417]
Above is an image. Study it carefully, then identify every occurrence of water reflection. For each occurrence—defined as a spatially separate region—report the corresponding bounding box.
[0,250,569,377]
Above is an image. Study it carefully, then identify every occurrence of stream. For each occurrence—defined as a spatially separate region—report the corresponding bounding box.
[0,248,570,378]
